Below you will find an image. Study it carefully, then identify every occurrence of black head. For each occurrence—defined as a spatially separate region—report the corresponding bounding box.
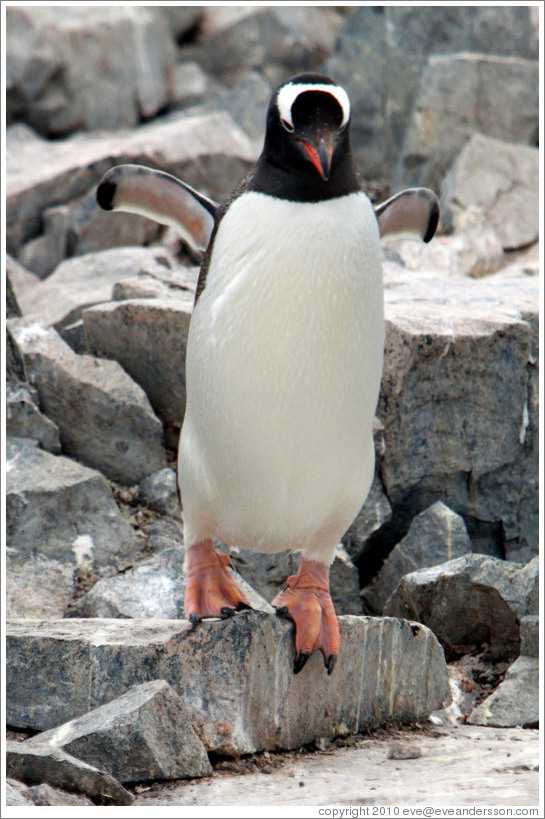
[249,73,360,202]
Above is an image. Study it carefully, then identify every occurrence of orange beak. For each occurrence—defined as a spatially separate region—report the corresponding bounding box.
[300,137,335,181]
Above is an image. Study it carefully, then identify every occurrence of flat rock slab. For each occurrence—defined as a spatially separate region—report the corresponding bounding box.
[25,680,212,782]
[6,614,450,756]
[6,741,133,805]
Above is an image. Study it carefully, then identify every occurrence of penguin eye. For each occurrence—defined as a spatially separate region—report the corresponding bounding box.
[280,117,295,133]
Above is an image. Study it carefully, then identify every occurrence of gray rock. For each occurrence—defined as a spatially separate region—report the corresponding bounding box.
[8,319,166,484]
[5,779,34,806]
[226,544,362,616]
[6,325,26,385]
[193,71,272,143]
[6,6,175,136]
[25,680,212,782]
[68,546,273,620]
[7,252,40,305]
[393,53,538,192]
[196,6,344,86]
[6,382,61,453]
[155,6,203,40]
[68,548,186,619]
[6,551,74,619]
[139,468,180,517]
[83,297,193,446]
[6,259,23,317]
[380,254,539,559]
[384,554,539,660]
[342,473,393,563]
[324,5,538,179]
[26,783,93,805]
[19,192,163,279]
[6,615,451,754]
[6,263,27,385]
[363,502,471,614]
[467,656,539,728]
[440,133,539,251]
[168,61,223,111]
[141,517,184,555]
[520,615,539,659]
[6,741,134,805]
[7,111,256,257]
[18,246,181,328]
[6,437,138,571]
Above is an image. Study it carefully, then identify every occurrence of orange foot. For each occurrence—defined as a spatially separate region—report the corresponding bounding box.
[271,555,340,675]
[184,539,251,626]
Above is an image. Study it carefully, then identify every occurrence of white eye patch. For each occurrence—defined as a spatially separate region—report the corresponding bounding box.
[276,82,350,131]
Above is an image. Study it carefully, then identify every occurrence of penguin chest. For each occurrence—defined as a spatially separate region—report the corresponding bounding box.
[180,191,384,552]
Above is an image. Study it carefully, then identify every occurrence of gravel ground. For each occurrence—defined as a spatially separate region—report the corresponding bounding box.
[133,723,540,807]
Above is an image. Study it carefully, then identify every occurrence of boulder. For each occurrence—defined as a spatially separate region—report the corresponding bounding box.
[8,319,167,484]
[384,554,539,660]
[6,6,175,136]
[67,547,272,620]
[16,246,182,329]
[6,382,61,454]
[6,437,138,572]
[323,5,538,179]
[6,741,133,805]
[18,192,163,280]
[154,6,203,41]
[6,551,74,620]
[380,250,539,560]
[440,133,539,251]
[6,111,256,258]
[362,502,471,614]
[467,656,539,728]
[67,548,187,620]
[195,6,344,86]
[168,61,223,112]
[138,468,181,518]
[83,297,193,445]
[393,53,538,192]
[189,70,273,144]
[6,614,451,755]
[113,264,198,302]
[5,779,35,806]
[24,680,212,782]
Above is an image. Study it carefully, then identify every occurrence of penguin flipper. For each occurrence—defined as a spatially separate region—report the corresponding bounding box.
[375,187,439,244]
[96,164,218,250]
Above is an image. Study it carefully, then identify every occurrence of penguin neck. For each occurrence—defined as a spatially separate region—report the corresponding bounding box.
[247,150,361,203]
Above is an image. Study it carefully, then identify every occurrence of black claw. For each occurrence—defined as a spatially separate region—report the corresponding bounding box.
[275,606,290,618]
[188,613,201,631]
[326,654,337,675]
[293,652,310,675]
[220,606,235,619]
[236,601,252,611]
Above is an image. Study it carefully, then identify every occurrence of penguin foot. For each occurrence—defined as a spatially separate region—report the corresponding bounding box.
[271,556,340,675]
[184,539,251,620]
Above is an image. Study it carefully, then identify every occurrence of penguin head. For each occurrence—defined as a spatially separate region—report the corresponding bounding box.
[264,74,352,183]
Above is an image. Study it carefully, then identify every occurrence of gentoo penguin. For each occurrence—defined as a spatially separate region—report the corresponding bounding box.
[97,73,439,675]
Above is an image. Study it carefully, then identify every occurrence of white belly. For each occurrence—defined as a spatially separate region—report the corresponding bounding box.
[179,191,384,564]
